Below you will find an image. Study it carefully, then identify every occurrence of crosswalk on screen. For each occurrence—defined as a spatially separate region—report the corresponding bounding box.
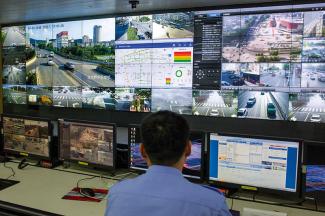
[1,3,325,123]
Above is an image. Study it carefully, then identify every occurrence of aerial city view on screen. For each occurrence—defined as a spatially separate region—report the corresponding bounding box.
[1,5,325,123]
[69,124,114,166]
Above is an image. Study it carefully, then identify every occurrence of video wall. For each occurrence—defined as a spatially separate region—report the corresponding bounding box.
[1,4,325,123]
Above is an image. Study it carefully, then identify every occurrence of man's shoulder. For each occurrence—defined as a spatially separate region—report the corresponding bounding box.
[184,183,230,214]
[109,175,144,194]
[185,182,226,203]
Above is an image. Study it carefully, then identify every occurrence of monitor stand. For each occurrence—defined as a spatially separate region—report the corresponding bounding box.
[0,178,19,191]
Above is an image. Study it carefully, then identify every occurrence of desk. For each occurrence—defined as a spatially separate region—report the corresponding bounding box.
[0,162,325,216]
[0,162,116,216]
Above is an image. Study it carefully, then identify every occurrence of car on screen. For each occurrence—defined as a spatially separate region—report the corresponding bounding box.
[237,108,247,118]
[47,59,54,66]
[318,75,325,82]
[310,114,321,123]
[40,95,53,105]
[247,96,256,107]
[49,51,54,57]
[267,103,276,117]
[103,98,117,110]
[221,81,231,86]
[64,62,75,71]
[210,109,220,117]
[116,101,131,111]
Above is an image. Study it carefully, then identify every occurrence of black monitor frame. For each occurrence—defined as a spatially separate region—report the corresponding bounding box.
[127,124,205,181]
[302,141,325,201]
[1,114,53,160]
[58,118,117,170]
[207,132,303,197]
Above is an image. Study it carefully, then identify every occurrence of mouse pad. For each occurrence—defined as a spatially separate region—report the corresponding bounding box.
[62,187,108,202]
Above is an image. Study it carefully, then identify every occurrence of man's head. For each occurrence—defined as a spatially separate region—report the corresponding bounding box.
[140,111,191,169]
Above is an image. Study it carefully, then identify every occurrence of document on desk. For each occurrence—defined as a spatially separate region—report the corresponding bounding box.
[243,208,287,216]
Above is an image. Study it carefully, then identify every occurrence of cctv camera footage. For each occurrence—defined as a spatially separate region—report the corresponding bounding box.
[2,3,325,123]
[3,117,50,157]
[59,121,114,167]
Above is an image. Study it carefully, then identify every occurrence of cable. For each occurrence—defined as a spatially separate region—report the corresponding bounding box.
[76,176,97,189]
[78,189,101,202]
[230,197,234,210]
[314,198,318,211]
[3,161,15,180]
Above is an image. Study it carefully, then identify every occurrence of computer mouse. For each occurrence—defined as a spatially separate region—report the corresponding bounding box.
[80,188,96,197]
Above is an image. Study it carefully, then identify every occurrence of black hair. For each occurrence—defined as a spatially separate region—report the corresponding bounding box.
[140,110,190,166]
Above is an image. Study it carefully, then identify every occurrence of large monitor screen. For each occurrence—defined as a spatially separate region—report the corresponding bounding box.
[2,116,50,158]
[1,3,325,123]
[59,120,115,168]
[129,125,204,179]
[209,134,300,192]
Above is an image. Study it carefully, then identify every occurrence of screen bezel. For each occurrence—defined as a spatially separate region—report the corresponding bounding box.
[1,114,53,160]
[303,141,325,200]
[58,118,117,170]
[127,124,205,181]
[207,132,303,197]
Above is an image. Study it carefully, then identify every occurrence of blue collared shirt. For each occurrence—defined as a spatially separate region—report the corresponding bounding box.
[105,165,231,216]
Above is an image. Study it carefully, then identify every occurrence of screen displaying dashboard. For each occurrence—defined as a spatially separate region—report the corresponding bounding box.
[1,3,325,123]
[209,134,300,192]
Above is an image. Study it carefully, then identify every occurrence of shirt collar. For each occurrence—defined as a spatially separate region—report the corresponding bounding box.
[146,165,183,176]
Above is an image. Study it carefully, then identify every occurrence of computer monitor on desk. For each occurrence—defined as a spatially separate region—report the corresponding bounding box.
[128,125,205,180]
[59,119,116,170]
[208,133,302,196]
[2,115,52,160]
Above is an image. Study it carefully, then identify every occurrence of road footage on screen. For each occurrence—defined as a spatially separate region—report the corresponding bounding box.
[1,6,325,123]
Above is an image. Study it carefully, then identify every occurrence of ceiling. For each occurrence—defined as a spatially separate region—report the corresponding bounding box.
[0,0,291,25]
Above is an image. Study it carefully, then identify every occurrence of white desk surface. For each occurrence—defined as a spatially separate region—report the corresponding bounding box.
[1,162,325,216]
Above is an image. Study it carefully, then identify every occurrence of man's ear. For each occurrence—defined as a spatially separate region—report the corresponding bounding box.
[185,140,192,157]
[140,143,148,160]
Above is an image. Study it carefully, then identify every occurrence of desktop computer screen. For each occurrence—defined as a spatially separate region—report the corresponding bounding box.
[59,120,116,168]
[129,125,204,179]
[2,116,50,158]
[209,134,301,193]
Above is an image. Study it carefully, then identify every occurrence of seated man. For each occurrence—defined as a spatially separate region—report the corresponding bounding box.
[105,111,231,216]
